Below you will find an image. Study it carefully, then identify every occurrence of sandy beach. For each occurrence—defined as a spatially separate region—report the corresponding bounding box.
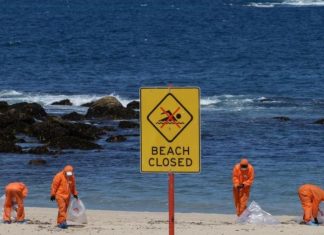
[0,207,323,235]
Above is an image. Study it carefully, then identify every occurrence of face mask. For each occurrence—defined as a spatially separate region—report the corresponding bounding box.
[66,171,73,176]
[240,165,248,171]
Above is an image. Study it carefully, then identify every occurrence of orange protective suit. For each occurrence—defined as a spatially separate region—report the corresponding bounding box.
[298,184,324,223]
[232,159,254,216]
[51,165,78,224]
[3,182,28,222]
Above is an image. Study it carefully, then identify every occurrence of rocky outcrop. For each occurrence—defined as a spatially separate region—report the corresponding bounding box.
[126,101,139,110]
[106,135,127,142]
[0,140,22,153]
[62,112,85,121]
[81,102,94,107]
[0,129,16,142]
[0,101,9,113]
[51,99,73,106]
[0,101,124,152]
[86,96,138,119]
[314,119,324,125]
[28,159,47,165]
[49,136,102,150]
[118,121,139,129]
[273,116,290,122]
[27,146,51,154]
[7,102,47,119]
[32,117,104,142]
[0,102,47,131]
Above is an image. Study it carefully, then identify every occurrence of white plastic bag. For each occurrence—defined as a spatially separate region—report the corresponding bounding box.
[237,201,279,225]
[0,194,17,222]
[67,198,87,224]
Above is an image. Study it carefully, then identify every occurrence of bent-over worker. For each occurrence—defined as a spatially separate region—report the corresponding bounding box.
[3,182,28,224]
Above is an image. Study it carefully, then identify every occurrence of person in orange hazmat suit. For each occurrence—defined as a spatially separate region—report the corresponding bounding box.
[232,158,254,216]
[3,182,28,224]
[298,184,324,226]
[50,165,78,229]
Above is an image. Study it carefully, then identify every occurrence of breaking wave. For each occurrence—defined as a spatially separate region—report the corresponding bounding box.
[0,90,133,108]
[246,0,324,7]
[0,90,320,114]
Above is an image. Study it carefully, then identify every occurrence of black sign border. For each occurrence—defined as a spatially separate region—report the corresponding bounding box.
[147,93,193,143]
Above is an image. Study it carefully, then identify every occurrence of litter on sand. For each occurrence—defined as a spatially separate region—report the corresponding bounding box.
[237,201,279,225]
[67,198,87,224]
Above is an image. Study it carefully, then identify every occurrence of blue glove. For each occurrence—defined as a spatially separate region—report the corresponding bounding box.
[306,221,319,226]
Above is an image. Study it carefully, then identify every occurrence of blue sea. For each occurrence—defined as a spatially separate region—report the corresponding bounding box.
[0,0,324,215]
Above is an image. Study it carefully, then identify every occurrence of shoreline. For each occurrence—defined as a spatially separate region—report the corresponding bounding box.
[0,207,322,235]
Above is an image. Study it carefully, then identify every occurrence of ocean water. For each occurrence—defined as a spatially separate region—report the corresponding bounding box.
[0,0,324,215]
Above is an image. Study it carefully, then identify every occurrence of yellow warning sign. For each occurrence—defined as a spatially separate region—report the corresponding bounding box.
[140,87,200,173]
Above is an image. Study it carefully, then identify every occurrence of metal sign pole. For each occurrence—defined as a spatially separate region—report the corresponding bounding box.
[168,172,175,235]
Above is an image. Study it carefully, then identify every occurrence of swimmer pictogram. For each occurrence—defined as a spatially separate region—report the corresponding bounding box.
[157,107,184,129]
[147,93,193,142]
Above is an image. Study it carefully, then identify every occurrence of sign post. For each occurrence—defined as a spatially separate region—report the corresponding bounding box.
[140,87,200,235]
[169,172,175,235]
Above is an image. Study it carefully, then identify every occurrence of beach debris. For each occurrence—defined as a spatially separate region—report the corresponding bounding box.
[106,135,127,142]
[237,201,279,225]
[273,116,290,122]
[62,112,85,121]
[28,159,47,165]
[127,100,140,110]
[314,119,324,125]
[118,121,139,129]
[86,96,138,119]
[67,198,87,224]
[51,99,73,106]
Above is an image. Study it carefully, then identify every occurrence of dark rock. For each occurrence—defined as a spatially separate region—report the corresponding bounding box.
[51,99,73,106]
[62,112,85,121]
[0,140,22,153]
[0,130,16,142]
[49,136,102,150]
[127,101,139,110]
[259,98,273,103]
[0,111,35,142]
[0,111,35,130]
[0,103,46,136]
[32,118,70,142]
[106,135,127,142]
[32,117,104,142]
[102,126,117,132]
[27,146,50,154]
[314,119,324,125]
[28,159,47,165]
[118,121,139,129]
[6,121,34,135]
[16,138,26,143]
[7,102,47,119]
[81,102,94,107]
[124,134,140,137]
[86,96,138,119]
[0,101,9,113]
[273,116,290,122]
